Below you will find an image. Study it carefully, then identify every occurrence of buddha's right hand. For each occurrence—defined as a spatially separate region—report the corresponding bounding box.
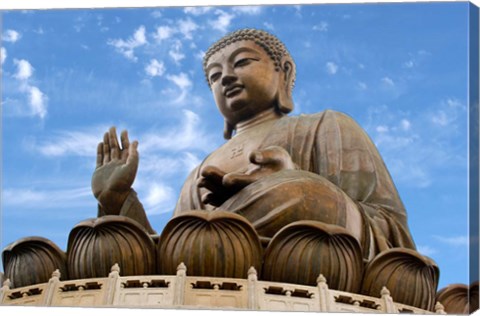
[91,127,139,213]
[198,165,240,207]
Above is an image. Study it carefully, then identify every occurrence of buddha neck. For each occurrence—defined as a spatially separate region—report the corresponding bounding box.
[234,108,283,136]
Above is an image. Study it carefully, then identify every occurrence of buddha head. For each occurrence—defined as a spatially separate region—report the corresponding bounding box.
[203,29,296,139]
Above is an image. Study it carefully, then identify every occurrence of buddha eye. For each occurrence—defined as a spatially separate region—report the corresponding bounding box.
[234,57,258,68]
[209,72,221,84]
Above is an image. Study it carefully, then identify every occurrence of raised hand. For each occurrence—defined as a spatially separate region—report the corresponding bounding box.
[92,127,139,213]
[198,146,296,207]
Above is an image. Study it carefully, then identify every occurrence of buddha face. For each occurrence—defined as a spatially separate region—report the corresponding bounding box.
[206,40,281,126]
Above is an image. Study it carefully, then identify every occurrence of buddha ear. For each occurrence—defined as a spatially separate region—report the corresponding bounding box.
[276,59,294,114]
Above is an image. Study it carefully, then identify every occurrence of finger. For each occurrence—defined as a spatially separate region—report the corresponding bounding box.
[249,150,264,164]
[96,142,104,168]
[120,130,130,161]
[201,192,224,207]
[200,166,226,185]
[103,132,111,164]
[197,177,229,195]
[222,172,255,190]
[109,126,120,160]
[126,140,139,168]
[250,146,290,167]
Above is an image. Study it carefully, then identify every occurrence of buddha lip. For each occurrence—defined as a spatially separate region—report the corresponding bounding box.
[224,84,244,97]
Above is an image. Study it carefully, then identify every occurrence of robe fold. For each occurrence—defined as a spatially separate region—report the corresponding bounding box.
[174,110,416,259]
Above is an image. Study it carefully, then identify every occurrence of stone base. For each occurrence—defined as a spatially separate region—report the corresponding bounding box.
[0,264,445,314]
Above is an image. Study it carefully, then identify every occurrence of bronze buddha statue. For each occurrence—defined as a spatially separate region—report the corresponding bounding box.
[3,28,446,312]
[89,29,439,310]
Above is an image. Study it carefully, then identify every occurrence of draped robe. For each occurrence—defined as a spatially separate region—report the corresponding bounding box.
[174,110,416,260]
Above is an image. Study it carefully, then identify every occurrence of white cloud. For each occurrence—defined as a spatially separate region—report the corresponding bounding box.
[418,49,429,55]
[434,235,469,246]
[11,59,48,119]
[376,125,389,133]
[263,22,274,30]
[29,86,47,119]
[145,59,166,77]
[33,109,213,160]
[14,59,34,80]
[34,27,45,34]
[313,21,328,32]
[153,25,173,42]
[151,10,162,18]
[166,72,192,103]
[195,50,206,60]
[3,187,93,209]
[2,29,21,43]
[1,47,6,64]
[210,10,234,33]
[142,182,176,215]
[431,110,448,126]
[182,152,201,173]
[232,6,262,15]
[107,25,147,62]
[33,129,104,157]
[364,98,467,190]
[388,160,431,188]
[326,62,338,75]
[446,98,464,109]
[403,50,430,69]
[403,60,415,68]
[431,99,465,127]
[184,6,213,15]
[417,245,437,257]
[382,77,395,86]
[357,82,367,90]
[141,110,209,152]
[178,18,198,40]
[140,156,183,176]
[400,119,411,131]
[140,152,200,179]
[293,5,302,17]
[167,72,192,91]
[133,26,147,44]
[169,40,185,64]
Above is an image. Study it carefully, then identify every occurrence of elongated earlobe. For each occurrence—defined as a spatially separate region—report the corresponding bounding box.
[223,120,234,139]
[277,60,294,114]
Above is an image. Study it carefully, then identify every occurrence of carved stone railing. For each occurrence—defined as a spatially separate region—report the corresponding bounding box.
[0,264,447,314]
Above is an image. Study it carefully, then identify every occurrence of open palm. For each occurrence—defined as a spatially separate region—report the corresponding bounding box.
[92,127,139,213]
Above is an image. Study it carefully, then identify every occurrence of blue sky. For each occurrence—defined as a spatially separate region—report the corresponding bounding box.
[0,3,472,289]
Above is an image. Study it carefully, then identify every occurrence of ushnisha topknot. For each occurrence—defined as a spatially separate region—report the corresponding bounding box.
[203,28,296,90]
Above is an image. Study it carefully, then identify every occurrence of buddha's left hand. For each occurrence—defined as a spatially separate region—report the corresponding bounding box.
[222,146,297,190]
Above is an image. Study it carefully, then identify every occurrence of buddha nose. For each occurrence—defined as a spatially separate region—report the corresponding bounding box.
[221,67,237,86]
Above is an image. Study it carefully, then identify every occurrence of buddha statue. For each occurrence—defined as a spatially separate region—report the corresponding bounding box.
[89,29,440,310]
[2,28,442,311]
